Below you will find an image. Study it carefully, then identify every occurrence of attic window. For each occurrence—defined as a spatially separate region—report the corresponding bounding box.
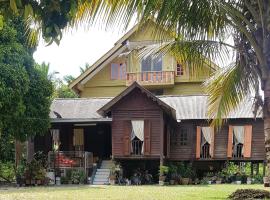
[176,63,184,76]
[111,63,126,80]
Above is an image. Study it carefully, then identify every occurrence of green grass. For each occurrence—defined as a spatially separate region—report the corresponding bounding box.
[0,184,268,200]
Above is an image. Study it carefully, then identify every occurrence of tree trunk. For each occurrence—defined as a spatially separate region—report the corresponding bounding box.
[263,77,270,183]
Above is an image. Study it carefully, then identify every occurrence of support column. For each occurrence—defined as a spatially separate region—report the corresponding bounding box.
[160,114,164,168]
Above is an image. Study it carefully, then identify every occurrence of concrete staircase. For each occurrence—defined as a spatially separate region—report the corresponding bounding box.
[93,160,113,185]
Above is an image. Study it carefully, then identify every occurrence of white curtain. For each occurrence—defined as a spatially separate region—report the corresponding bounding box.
[131,120,144,141]
[233,126,245,154]
[201,127,212,145]
[131,120,144,153]
[50,129,60,150]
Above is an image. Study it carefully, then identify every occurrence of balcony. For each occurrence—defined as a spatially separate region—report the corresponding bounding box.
[126,71,175,86]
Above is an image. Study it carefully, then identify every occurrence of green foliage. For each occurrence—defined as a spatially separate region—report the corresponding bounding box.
[56,84,78,98]
[0,18,53,142]
[70,169,86,184]
[159,165,169,176]
[0,129,14,162]
[228,189,270,200]
[0,161,15,182]
[253,174,263,184]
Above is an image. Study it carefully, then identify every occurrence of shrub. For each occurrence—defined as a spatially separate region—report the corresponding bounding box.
[71,169,86,184]
[0,162,15,182]
[159,165,169,176]
[253,174,263,184]
[228,189,270,200]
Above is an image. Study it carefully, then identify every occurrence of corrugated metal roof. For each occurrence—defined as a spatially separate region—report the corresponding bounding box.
[50,98,112,120]
[50,95,262,122]
[159,95,262,120]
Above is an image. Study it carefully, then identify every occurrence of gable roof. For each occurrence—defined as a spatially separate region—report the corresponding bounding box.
[69,24,139,91]
[97,82,177,120]
[50,95,261,123]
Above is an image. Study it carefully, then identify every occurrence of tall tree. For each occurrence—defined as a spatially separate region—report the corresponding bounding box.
[0,18,53,142]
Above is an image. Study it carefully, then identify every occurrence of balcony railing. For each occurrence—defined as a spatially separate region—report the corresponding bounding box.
[48,151,93,169]
[126,71,174,86]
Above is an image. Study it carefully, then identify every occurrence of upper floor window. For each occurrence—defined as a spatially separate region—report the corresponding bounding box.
[176,63,184,76]
[141,55,162,72]
[111,63,126,80]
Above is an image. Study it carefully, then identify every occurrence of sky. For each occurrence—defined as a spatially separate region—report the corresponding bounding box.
[33,27,124,79]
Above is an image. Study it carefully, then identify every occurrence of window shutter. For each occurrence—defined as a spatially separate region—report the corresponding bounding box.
[210,127,215,158]
[123,120,131,156]
[244,125,253,158]
[227,125,233,158]
[144,120,151,155]
[196,126,201,159]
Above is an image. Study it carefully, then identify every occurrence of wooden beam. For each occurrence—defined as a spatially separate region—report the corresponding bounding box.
[160,112,164,166]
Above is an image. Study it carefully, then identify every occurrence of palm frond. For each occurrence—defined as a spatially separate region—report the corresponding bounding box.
[204,61,260,127]
[136,38,232,77]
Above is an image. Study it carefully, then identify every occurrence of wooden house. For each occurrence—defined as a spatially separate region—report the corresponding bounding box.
[31,22,265,184]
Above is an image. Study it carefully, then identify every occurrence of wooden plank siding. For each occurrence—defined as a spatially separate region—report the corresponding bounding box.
[169,119,265,161]
[111,88,163,158]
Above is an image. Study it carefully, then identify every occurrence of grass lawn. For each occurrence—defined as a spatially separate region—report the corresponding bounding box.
[0,184,268,200]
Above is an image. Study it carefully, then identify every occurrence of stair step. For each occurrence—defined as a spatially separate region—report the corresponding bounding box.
[97,169,110,172]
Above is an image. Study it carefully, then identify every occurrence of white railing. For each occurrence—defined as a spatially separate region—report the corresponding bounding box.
[126,71,174,85]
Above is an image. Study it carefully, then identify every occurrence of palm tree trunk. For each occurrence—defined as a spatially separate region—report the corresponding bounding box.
[263,77,270,184]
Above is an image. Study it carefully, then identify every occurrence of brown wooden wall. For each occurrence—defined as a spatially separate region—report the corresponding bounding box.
[169,119,265,161]
[111,88,163,158]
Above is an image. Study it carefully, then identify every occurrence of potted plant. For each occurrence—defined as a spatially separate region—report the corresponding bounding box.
[216,172,223,184]
[181,164,194,185]
[263,176,270,187]
[235,173,242,184]
[109,162,120,185]
[35,168,46,185]
[159,165,169,185]
[71,169,85,184]
[168,164,178,185]
[247,177,252,184]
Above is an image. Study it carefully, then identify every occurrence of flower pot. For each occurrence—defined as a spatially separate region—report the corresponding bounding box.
[247,180,252,185]
[56,177,61,185]
[181,178,190,185]
[236,181,242,185]
[208,181,212,185]
[216,180,222,184]
[159,181,165,186]
[159,175,166,182]
[170,180,175,185]
[109,179,115,185]
[263,177,270,187]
